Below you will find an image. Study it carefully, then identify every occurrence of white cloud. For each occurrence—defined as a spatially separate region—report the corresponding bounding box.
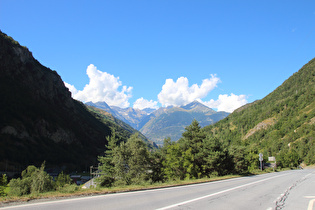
[133,97,158,110]
[157,74,220,107]
[203,93,248,113]
[65,64,132,108]
[64,82,78,95]
[64,67,248,112]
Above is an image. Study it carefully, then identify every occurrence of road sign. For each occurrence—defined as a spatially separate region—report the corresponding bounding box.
[259,153,263,161]
[268,156,275,161]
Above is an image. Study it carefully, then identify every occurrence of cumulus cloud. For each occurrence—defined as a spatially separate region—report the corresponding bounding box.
[157,75,220,107]
[203,93,248,113]
[64,82,78,95]
[64,64,132,108]
[133,97,158,110]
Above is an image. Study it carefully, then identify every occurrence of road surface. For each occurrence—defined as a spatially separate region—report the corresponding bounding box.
[2,169,315,210]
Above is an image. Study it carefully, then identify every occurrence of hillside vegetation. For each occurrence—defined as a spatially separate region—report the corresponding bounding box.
[203,58,315,167]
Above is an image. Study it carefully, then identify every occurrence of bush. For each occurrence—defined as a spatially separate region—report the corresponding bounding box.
[55,172,72,190]
[30,167,54,194]
[0,174,8,196]
[8,162,54,196]
[8,178,31,196]
[58,184,78,193]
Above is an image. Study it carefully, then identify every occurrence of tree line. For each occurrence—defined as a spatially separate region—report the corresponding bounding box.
[97,120,263,187]
[2,118,310,195]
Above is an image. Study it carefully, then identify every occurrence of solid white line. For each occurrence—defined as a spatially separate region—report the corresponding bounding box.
[1,172,293,209]
[156,173,290,210]
[0,175,252,209]
[308,199,315,210]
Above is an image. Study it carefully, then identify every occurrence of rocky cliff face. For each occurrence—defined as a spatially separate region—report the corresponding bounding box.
[0,31,112,171]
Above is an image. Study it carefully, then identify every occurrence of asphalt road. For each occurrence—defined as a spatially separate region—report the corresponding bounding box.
[2,169,315,210]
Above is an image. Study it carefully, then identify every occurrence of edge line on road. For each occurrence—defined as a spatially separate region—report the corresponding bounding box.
[1,171,296,209]
[156,173,290,210]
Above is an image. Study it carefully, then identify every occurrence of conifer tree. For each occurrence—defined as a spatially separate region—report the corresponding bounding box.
[98,128,119,187]
[178,119,205,178]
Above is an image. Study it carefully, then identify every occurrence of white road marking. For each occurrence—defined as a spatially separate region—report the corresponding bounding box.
[0,175,255,209]
[307,199,315,210]
[157,173,290,210]
[1,172,293,210]
[305,196,315,210]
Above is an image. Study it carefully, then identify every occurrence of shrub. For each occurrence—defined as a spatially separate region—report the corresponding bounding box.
[55,172,72,190]
[8,178,31,196]
[58,184,78,193]
[8,162,54,196]
[0,174,8,196]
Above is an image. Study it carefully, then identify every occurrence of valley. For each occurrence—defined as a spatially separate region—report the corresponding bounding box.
[0,30,314,202]
[87,100,229,145]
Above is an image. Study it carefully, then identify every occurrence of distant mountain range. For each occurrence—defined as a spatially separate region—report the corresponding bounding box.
[86,105,156,147]
[87,101,229,145]
[86,101,154,129]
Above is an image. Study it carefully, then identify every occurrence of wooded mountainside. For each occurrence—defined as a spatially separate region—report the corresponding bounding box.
[0,31,140,172]
[203,57,315,167]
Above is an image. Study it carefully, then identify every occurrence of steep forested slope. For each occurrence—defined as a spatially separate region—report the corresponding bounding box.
[203,58,315,167]
[0,31,128,171]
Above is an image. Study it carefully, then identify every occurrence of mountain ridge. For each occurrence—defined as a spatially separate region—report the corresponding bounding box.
[86,101,152,129]
[140,101,229,144]
[0,31,139,171]
[87,100,229,145]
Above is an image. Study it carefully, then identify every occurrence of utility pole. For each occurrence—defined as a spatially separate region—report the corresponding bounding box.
[268,156,276,172]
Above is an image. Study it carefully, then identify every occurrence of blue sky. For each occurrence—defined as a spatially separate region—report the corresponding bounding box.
[1,1,314,112]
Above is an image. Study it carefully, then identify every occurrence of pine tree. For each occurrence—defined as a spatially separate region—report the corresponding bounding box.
[98,128,119,187]
[125,133,150,184]
[178,119,205,178]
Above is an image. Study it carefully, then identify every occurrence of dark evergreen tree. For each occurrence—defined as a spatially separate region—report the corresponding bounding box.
[98,128,119,187]
[202,136,232,176]
[178,119,206,178]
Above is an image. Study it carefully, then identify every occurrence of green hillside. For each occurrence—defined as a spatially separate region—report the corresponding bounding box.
[203,58,315,167]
